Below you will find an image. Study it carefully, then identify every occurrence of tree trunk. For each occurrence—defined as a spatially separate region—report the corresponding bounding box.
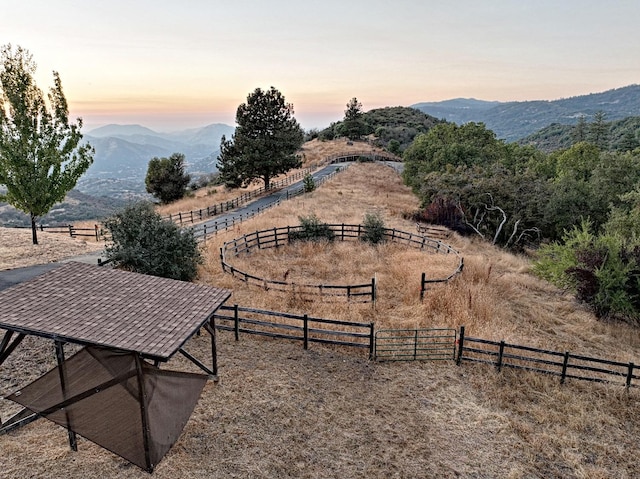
[30,213,39,245]
[263,175,271,191]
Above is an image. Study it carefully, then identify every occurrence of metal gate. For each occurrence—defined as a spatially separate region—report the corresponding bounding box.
[374,328,457,361]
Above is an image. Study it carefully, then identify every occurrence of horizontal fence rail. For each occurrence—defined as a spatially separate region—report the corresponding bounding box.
[163,169,312,225]
[214,304,375,357]
[456,326,638,389]
[375,328,457,361]
[193,165,350,241]
[220,223,463,302]
[9,224,105,241]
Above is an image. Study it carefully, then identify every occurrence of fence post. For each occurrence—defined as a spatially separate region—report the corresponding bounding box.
[561,351,570,384]
[68,224,74,237]
[203,224,207,242]
[371,277,376,304]
[234,304,239,341]
[94,224,99,241]
[497,340,505,371]
[303,314,308,350]
[626,362,635,390]
[456,326,465,365]
[420,272,426,301]
[178,212,183,225]
[369,322,375,360]
[274,227,279,247]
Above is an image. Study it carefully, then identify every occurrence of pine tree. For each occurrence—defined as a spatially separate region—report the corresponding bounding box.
[217,87,304,190]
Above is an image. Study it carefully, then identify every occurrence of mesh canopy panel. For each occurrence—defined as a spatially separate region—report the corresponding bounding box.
[7,346,208,472]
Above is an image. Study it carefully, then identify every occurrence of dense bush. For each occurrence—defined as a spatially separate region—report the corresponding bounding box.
[533,221,640,321]
[361,212,386,244]
[288,214,335,242]
[103,202,202,281]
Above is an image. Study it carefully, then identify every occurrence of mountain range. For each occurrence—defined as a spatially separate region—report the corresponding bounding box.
[79,123,235,197]
[412,84,640,141]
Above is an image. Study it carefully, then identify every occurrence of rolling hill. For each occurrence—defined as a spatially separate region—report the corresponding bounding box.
[412,84,640,141]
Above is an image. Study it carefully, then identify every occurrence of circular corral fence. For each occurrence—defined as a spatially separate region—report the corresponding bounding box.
[220,224,464,303]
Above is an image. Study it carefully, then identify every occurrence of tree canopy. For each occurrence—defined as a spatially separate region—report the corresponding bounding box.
[217,86,304,189]
[145,152,191,204]
[0,44,93,244]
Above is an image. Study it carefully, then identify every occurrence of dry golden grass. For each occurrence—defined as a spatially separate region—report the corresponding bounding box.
[298,138,388,168]
[1,160,640,477]
[0,227,104,271]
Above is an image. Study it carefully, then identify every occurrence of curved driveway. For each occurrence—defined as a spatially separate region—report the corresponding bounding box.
[0,157,403,288]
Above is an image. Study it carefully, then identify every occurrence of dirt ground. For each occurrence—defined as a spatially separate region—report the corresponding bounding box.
[1,158,640,478]
[0,227,104,271]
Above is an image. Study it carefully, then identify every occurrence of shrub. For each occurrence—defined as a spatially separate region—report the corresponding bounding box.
[303,173,316,193]
[533,220,640,321]
[103,202,202,281]
[361,212,386,244]
[288,214,335,242]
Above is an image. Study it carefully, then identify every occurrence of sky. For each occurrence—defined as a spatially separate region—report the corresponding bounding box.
[3,0,640,132]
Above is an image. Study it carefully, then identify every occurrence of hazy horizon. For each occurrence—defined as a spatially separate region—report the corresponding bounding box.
[5,1,639,132]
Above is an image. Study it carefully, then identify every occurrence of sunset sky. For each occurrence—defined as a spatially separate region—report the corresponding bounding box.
[4,1,640,131]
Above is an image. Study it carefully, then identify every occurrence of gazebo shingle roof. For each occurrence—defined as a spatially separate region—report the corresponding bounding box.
[0,262,231,360]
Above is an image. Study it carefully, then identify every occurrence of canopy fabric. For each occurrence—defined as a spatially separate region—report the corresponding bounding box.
[7,346,208,472]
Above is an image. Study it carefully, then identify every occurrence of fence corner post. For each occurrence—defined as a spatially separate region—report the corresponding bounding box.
[456,326,465,366]
[420,272,426,301]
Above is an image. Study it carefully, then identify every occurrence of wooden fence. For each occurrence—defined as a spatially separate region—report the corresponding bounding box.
[163,169,311,225]
[220,224,463,302]
[214,304,375,357]
[10,224,103,241]
[456,326,639,389]
[193,166,349,241]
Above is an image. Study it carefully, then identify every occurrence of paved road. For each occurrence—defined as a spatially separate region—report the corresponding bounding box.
[0,251,105,292]
[193,161,351,237]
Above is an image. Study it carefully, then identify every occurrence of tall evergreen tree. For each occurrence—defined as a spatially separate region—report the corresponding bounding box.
[341,97,366,140]
[571,115,588,144]
[0,44,93,244]
[217,87,304,190]
[588,111,610,150]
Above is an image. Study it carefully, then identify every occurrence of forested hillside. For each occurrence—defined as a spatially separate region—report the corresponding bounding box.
[519,116,640,153]
[412,84,640,141]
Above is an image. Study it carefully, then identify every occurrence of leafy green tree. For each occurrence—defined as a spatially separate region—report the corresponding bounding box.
[104,202,202,281]
[145,152,191,203]
[217,86,304,190]
[0,44,93,244]
[387,139,401,155]
[402,122,506,193]
[341,97,366,140]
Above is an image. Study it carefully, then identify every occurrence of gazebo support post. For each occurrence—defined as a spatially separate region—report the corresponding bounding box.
[135,354,153,473]
[54,341,77,451]
[0,332,25,366]
[206,317,218,379]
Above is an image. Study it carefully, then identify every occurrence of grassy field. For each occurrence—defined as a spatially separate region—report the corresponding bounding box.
[1,156,640,478]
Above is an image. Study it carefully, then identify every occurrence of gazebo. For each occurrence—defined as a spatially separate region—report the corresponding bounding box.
[0,262,231,472]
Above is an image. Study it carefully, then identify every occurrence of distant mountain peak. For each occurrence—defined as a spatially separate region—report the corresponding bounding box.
[87,124,161,138]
